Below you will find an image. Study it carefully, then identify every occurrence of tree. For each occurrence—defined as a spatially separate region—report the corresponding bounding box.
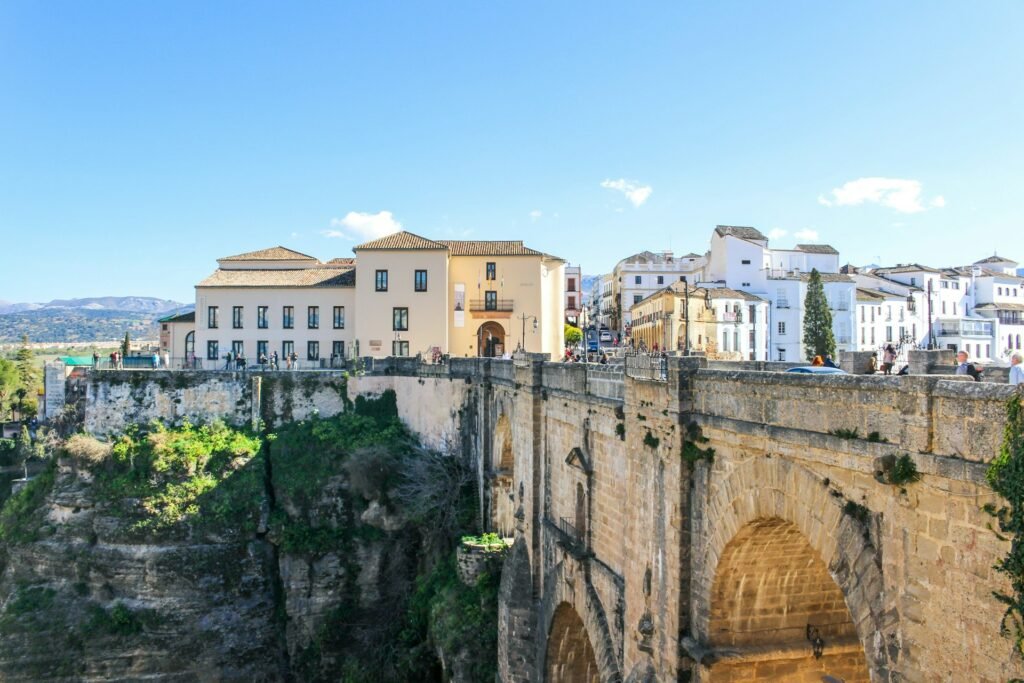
[122,331,131,357]
[564,324,583,347]
[0,359,19,422]
[802,268,836,361]
[14,335,39,417]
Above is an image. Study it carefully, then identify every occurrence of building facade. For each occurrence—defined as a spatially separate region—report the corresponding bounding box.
[186,234,565,366]
[564,264,582,326]
[610,250,705,332]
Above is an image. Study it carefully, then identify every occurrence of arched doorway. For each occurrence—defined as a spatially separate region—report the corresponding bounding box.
[707,517,870,682]
[184,331,195,366]
[545,602,599,682]
[491,414,515,535]
[477,321,506,357]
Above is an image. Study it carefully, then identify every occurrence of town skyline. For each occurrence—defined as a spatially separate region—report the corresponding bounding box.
[2,2,1021,303]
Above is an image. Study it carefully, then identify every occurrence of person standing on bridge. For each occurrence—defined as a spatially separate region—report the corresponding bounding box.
[954,350,983,381]
[1010,352,1024,386]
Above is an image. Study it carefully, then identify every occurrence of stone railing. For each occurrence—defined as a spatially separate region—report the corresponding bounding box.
[690,369,1016,463]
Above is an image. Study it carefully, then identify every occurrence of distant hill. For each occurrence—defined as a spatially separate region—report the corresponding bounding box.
[0,296,184,316]
[0,297,191,343]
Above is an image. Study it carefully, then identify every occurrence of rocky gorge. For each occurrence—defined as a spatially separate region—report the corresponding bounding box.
[0,389,500,682]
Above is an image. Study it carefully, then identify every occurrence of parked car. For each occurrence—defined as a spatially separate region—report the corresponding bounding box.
[785,366,847,375]
[599,331,612,343]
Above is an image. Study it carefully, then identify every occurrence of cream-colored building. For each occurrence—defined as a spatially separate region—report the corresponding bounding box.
[353,231,565,359]
[158,311,195,364]
[184,234,565,366]
[194,247,356,369]
[628,282,769,359]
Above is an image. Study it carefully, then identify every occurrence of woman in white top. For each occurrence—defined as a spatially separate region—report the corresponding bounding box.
[1010,352,1024,386]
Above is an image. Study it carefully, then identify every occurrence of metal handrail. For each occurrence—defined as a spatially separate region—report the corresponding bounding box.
[469,299,514,312]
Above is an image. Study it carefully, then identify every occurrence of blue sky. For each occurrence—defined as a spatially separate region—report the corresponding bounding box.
[1,2,1020,303]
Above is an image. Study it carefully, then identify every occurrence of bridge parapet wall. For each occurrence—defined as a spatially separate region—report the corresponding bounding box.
[691,369,1015,463]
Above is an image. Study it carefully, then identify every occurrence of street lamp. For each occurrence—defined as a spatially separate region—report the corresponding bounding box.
[516,313,538,351]
[681,276,691,355]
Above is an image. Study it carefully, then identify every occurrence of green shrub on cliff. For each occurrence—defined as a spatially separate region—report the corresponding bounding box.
[0,461,56,544]
[91,420,265,536]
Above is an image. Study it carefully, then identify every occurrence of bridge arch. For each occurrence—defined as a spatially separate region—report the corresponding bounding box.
[545,602,600,682]
[692,455,891,681]
[490,413,516,535]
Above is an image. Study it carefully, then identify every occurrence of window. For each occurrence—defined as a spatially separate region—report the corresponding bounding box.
[257,340,268,360]
[333,306,345,329]
[941,301,946,315]
[861,308,865,322]
[486,262,496,281]
[283,306,294,329]
[414,269,428,292]
[375,270,388,291]
[657,275,664,285]
[567,278,576,292]
[910,277,917,286]
[230,306,242,329]
[741,282,751,287]
[568,296,576,309]
[307,341,319,361]
[161,323,168,332]
[886,326,893,342]
[861,328,865,344]
[208,306,219,329]
[332,341,345,358]
[206,340,219,360]
[258,306,268,329]
[485,291,497,311]
[634,275,641,285]
[870,328,875,344]
[392,340,410,356]
[741,259,751,265]
[307,306,319,329]
[282,340,294,359]
[232,340,244,357]
[953,302,957,315]
[633,295,642,304]
[999,287,1004,296]
[777,322,786,335]
[393,307,409,331]
[777,348,786,361]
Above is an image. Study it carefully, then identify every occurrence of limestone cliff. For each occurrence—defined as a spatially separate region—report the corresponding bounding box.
[0,391,499,682]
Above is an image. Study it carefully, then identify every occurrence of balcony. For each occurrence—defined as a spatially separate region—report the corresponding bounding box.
[723,312,744,323]
[469,299,514,312]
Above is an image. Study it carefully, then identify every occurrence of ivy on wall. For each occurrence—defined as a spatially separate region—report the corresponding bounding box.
[985,391,1024,661]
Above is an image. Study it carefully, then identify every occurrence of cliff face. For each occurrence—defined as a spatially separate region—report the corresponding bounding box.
[0,391,498,682]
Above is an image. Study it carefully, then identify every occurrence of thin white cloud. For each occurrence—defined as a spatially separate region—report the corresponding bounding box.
[323,210,402,241]
[794,229,819,242]
[529,210,543,222]
[600,178,652,207]
[767,228,787,240]
[818,177,944,214]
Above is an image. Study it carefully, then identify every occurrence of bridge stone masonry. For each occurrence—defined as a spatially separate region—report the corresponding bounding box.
[81,355,1023,681]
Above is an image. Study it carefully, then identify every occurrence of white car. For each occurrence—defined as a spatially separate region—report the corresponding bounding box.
[599,331,612,343]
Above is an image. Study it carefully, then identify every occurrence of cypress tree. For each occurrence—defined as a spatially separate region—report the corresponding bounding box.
[802,268,836,361]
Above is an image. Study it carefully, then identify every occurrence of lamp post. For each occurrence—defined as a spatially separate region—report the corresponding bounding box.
[926,279,936,349]
[681,276,691,355]
[517,313,538,352]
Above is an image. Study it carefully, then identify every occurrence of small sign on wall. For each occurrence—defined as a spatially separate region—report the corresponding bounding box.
[454,283,465,328]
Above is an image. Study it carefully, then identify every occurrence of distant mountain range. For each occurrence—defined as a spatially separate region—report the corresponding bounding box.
[0,297,192,343]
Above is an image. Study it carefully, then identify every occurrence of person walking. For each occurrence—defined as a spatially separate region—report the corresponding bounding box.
[271,351,279,370]
[225,350,233,370]
[811,355,824,366]
[1010,352,1024,386]
[954,350,983,381]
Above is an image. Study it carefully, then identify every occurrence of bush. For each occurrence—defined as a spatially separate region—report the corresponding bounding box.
[64,435,111,467]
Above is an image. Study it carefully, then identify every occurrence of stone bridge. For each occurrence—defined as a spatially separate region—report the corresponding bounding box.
[354,355,1021,681]
[82,356,1023,681]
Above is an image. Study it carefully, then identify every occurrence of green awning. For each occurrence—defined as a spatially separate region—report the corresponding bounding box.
[59,356,98,366]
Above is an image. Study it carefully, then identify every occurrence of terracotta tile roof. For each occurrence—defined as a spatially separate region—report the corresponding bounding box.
[714,225,767,241]
[325,257,356,267]
[438,240,543,256]
[795,243,839,255]
[800,272,853,283]
[872,264,940,274]
[197,267,355,288]
[219,246,318,261]
[353,231,446,250]
[975,255,1018,265]
[975,302,1024,311]
[702,287,766,302]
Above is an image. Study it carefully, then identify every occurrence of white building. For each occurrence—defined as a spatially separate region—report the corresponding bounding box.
[704,226,855,362]
[611,250,705,332]
[960,256,1024,362]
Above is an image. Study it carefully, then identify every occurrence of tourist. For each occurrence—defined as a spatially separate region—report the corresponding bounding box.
[290,351,298,370]
[823,356,838,368]
[93,351,100,368]
[811,355,824,366]
[259,352,268,368]
[271,351,278,370]
[954,350,983,381]
[867,353,877,374]
[224,350,233,370]
[882,344,896,375]
[1010,352,1024,386]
